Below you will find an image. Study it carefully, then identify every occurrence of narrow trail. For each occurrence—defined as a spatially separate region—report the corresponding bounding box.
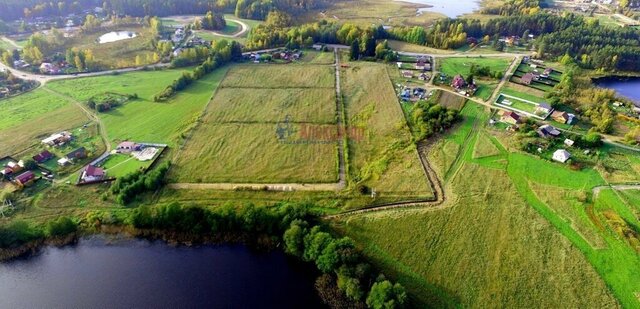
[334,48,347,189]
[592,183,640,199]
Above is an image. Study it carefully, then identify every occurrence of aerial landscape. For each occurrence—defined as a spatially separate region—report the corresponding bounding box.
[0,0,639,307]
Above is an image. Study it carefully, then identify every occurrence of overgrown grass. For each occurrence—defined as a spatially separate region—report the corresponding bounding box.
[343,61,434,203]
[221,65,334,88]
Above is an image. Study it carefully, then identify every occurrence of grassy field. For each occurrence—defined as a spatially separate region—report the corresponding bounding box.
[221,65,335,88]
[342,61,434,203]
[499,83,546,102]
[386,40,455,54]
[172,63,339,183]
[206,88,335,123]
[335,102,640,307]
[100,153,154,178]
[438,57,511,100]
[46,67,223,148]
[0,89,89,157]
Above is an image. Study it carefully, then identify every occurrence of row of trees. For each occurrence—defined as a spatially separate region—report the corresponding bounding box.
[0,217,78,248]
[128,201,408,308]
[110,161,170,205]
[284,220,408,308]
[154,40,242,101]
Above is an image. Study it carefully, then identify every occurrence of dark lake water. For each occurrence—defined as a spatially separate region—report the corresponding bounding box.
[595,77,640,103]
[0,236,324,309]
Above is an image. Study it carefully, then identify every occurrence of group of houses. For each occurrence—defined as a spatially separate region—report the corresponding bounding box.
[172,27,186,44]
[245,49,303,63]
[398,56,432,81]
[399,86,428,101]
[1,160,37,188]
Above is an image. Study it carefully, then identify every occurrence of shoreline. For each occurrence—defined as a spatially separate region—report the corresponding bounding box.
[0,226,281,263]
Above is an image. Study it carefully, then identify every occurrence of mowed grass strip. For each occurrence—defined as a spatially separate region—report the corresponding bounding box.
[343,62,433,198]
[172,123,338,183]
[221,65,335,88]
[207,88,336,124]
[0,89,89,156]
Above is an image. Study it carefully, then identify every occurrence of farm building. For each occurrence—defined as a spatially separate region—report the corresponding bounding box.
[14,171,36,187]
[501,111,521,125]
[521,73,535,85]
[402,71,413,78]
[551,111,575,124]
[564,139,575,147]
[1,160,24,177]
[65,147,87,162]
[451,75,466,89]
[537,124,561,138]
[81,165,105,183]
[418,73,428,81]
[536,103,553,114]
[32,150,54,163]
[116,141,141,154]
[552,149,571,163]
[42,131,73,147]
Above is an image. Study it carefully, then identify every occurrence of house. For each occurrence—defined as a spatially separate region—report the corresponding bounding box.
[402,71,413,79]
[65,147,87,162]
[451,75,466,89]
[312,44,323,51]
[418,73,428,81]
[396,62,403,68]
[400,89,411,100]
[42,131,72,146]
[552,149,571,163]
[541,67,553,78]
[413,88,426,98]
[501,111,521,125]
[32,150,54,163]
[116,141,141,153]
[57,158,71,166]
[536,102,553,115]
[564,139,575,147]
[551,111,575,124]
[39,62,61,74]
[14,171,36,187]
[521,73,535,85]
[81,165,105,182]
[537,124,561,138]
[415,61,426,70]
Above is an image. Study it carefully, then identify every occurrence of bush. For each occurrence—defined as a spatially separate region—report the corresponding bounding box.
[44,217,78,237]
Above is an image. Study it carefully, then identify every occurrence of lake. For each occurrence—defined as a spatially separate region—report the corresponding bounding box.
[398,0,481,18]
[595,77,640,103]
[98,31,137,44]
[0,236,324,309]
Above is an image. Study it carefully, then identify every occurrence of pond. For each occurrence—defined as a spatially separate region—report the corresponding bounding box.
[0,236,324,308]
[595,77,640,103]
[98,31,137,44]
[398,0,481,18]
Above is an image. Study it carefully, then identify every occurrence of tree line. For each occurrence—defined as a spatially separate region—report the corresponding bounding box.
[110,161,170,205]
[154,40,242,102]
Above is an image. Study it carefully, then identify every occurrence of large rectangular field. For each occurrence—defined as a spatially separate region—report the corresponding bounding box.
[342,61,433,200]
[172,64,339,183]
[220,65,335,88]
[206,88,336,123]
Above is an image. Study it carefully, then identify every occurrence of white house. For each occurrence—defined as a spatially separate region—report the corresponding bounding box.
[564,139,575,147]
[552,149,571,163]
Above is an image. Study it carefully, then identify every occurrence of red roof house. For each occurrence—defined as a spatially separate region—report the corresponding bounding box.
[451,75,466,89]
[32,150,54,163]
[15,171,36,186]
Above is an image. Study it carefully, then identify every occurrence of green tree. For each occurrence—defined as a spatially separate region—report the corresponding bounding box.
[366,280,408,309]
[283,220,307,257]
[350,39,360,60]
